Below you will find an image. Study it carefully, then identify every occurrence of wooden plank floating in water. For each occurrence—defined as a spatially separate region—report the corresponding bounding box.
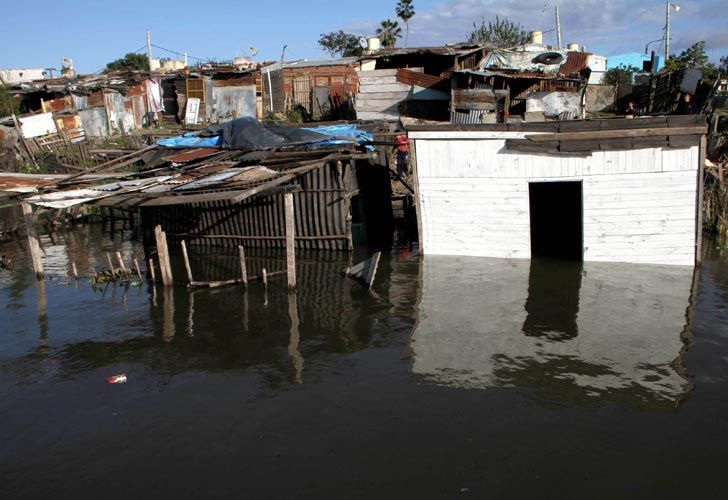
[345,252,381,290]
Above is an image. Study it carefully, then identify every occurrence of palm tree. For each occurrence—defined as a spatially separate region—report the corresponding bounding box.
[395,0,415,47]
[376,19,402,48]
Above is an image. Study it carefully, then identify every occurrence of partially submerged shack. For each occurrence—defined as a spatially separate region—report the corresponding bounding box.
[408,115,707,266]
[16,119,392,253]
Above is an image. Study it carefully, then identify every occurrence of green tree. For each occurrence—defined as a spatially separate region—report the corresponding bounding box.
[396,0,415,47]
[0,86,21,118]
[664,41,719,80]
[468,16,530,48]
[105,53,149,72]
[318,31,364,58]
[376,19,402,48]
[603,65,641,86]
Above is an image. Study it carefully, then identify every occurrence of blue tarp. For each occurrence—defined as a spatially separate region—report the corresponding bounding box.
[156,120,373,150]
[301,124,374,147]
[156,133,222,148]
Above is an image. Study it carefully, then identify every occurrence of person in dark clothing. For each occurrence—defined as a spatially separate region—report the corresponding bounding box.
[395,134,409,177]
[624,101,639,119]
[676,93,697,115]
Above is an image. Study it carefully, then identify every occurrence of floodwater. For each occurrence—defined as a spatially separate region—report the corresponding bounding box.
[1,221,728,499]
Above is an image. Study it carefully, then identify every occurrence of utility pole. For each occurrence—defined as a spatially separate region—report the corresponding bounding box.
[280,44,288,63]
[146,29,154,71]
[665,3,680,63]
[555,5,563,50]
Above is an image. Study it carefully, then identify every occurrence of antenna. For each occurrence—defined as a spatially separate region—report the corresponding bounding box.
[359,37,368,49]
[249,46,259,57]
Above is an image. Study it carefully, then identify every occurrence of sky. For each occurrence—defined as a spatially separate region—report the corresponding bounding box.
[2,0,726,74]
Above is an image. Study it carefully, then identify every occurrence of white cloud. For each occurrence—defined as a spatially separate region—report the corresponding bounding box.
[350,0,726,59]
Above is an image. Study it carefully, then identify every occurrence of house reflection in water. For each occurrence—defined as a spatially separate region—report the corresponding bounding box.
[411,256,696,406]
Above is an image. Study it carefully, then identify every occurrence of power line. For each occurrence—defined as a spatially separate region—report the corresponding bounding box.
[151,44,210,63]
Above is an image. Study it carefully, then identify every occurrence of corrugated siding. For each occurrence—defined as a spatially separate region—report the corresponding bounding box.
[142,161,356,251]
[414,138,699,265]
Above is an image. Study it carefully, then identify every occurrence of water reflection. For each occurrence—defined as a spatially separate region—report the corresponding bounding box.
[412,256,696,407]
[522,258,582,341]
[0,221,418,391]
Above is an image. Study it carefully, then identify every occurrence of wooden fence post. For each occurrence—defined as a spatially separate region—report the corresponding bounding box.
[154,225,173,286]
[21,202,43,279]
[284,192,296,291]
[238,245,248,287]
[180,240,193,285]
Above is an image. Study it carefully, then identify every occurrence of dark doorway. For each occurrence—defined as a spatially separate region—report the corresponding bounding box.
[529,181,583,260]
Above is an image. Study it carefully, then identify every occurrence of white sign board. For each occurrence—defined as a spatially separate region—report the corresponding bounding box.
[19,113,58,138]
[185,98,200,125]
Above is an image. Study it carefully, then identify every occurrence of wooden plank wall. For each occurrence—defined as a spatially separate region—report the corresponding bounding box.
[355,69,411,121]
[142,161,356,251]
[413,138,699,265]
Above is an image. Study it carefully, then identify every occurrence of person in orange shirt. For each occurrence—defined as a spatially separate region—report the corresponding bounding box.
[395,133,409,176]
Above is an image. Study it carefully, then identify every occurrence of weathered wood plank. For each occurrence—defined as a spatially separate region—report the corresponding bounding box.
[526,126,706,142]
[21,202,43,279]
[284,192,296,291]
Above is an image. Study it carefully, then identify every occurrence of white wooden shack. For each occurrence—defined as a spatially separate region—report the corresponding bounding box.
[408,116,707,266]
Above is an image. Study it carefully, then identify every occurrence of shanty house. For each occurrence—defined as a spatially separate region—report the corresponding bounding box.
[449,44,592,123]
[408,115,707,266]
[261,59,360,120]
[356,44,487,122]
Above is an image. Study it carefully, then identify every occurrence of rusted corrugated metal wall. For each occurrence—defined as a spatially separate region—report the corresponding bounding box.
[142,161,357,251]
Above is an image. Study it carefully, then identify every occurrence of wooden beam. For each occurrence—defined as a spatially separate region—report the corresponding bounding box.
[43,145,158,188]
[696,135,706,265]
[525,126,707,142]
[180,240,194,285]
[284,192,296,291]
[116,252,128,277]
[154,225,173,286]
[20,202,43,279]
[166,234,348,242]
[138,162,320,207]
[238,246,248,287]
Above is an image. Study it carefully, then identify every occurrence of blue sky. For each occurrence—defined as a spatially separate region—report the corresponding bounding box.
[2,0,726,74]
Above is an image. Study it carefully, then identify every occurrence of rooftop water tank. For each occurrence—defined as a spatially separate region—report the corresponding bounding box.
[367,37,381,52]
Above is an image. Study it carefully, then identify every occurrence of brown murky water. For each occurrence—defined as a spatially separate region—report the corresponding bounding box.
[1,219,728,498]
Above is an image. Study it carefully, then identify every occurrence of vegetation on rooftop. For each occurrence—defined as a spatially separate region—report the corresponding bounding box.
[318,31,364,58]
[105,53,149,72]
[468,16,530,48]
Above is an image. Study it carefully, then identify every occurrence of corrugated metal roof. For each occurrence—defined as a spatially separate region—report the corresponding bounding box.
[559,51,591,77]
[372,45,484,57]
[164,148,221,164]
[396,69,448,88]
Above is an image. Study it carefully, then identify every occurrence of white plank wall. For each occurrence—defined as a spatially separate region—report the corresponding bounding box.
[355,69,411,121]
[412,137,699,266]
